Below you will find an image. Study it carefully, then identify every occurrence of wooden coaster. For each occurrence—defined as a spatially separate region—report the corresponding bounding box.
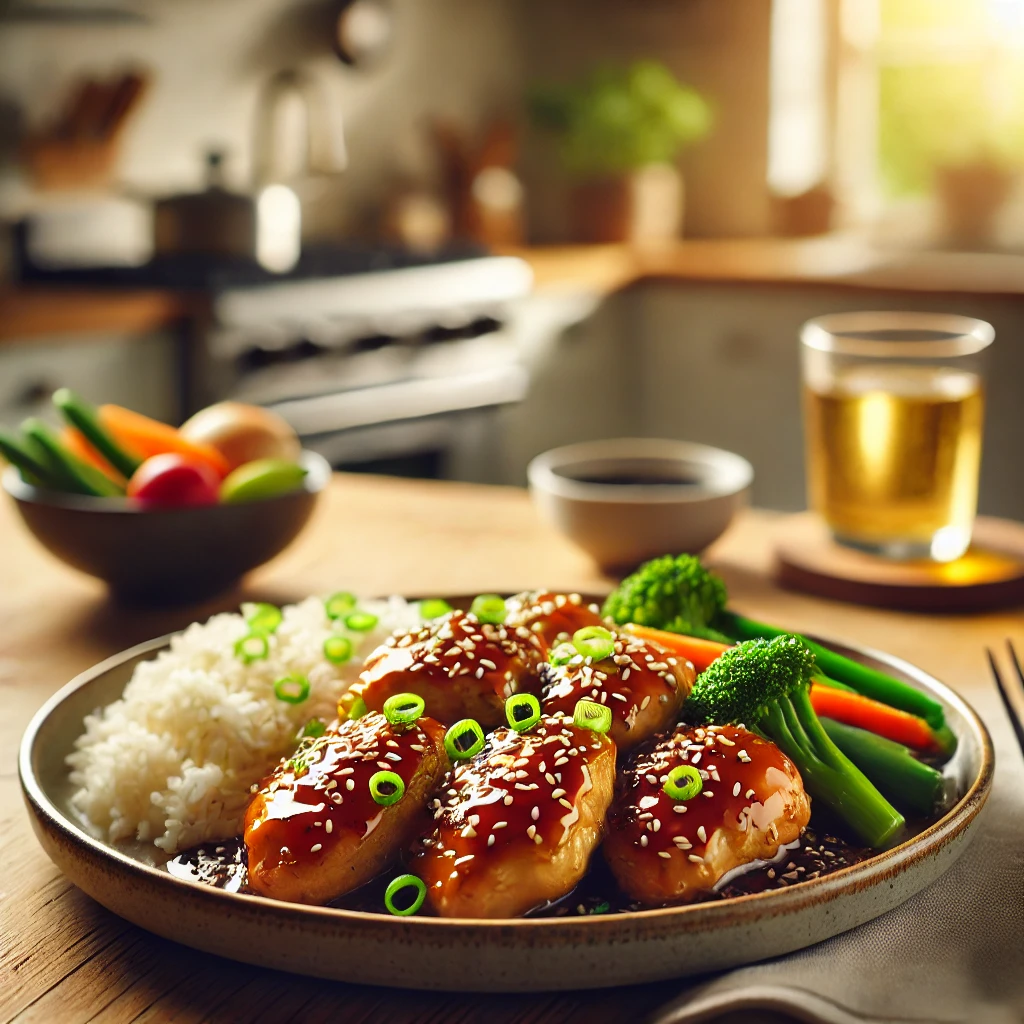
[775,513,1024,612]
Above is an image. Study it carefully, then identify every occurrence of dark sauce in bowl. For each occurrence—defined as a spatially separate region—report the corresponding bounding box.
[561,473,704,488]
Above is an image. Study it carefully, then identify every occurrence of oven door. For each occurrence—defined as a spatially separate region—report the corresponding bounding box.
[264,364,527,481]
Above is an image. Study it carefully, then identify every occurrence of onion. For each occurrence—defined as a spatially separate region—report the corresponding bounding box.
[179,402,301,471]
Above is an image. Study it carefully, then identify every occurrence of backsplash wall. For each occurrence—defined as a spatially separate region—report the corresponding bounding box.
[0,0,773,240]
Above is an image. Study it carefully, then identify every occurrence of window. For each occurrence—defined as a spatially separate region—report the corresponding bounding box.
[771,0,1024,239]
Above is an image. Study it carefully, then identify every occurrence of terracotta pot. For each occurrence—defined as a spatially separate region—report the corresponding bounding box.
[571,163,683,244]
[935,161,1016,249]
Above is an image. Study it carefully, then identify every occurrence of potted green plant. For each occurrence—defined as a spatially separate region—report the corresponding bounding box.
[529,61,711,244]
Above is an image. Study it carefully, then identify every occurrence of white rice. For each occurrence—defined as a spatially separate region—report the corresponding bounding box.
[67,595,424,854]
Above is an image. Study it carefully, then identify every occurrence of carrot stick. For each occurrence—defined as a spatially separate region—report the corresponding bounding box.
[622,623,732,672]
[809,683,941,752]
[59,427,126,484]
[98,405,231,478]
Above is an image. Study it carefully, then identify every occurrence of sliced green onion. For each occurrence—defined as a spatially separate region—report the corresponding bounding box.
[300,718,326,739]
[344,610,379,632]
[573,699,612,735]
[548,642,578,667]
[444,718,485,760]
[384,873,426,916]
[243,602,282,634]
[347,696,368,720]
[274,674,310,704]
[325,591,357,620]
[234,632,269,664]
[369,769,405,806]
[590,900,611,915]
[419,598,453,619]
[505,693,541,732]
[470,593,507,625]
[323,635,354,664]
[383,692,425,726]
[572,626,615,662]
[663,764,703,802]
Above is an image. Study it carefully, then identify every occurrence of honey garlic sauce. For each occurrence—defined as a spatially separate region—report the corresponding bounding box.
[503,591,606,651]
[540,633,695,751]
[352,611,545,727]
[244,712,447,903]
[604,724,810,905]
[416,715,616,918]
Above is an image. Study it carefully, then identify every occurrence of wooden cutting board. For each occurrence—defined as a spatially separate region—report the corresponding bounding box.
[776,513,1024,612]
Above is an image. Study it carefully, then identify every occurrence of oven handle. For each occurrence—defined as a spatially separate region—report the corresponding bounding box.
[264,365,528,436]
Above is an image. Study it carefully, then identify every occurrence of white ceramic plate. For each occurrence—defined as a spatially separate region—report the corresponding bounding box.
[19,621,992,992]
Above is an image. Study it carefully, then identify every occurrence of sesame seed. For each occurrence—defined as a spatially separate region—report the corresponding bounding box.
[672,804,688,813]
[454,855,474,866]
[658,850,672,859]
[687,854,704,864]
[697,825,707,843]
[640,834,649,847]
[703,790,714,798]
[310,843,322,853]
[745,789,756,799]
[504,795,514,806]
[493,821,508,829]
[325,820,333,833]
[527,825,537,839]
[487,835,495,847]
[531,806,540,821]
[558,798,573,809]
[733,782,741,797]
[345,779,355,791]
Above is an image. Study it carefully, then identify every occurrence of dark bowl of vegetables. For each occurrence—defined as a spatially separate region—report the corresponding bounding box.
[2,392,331,605]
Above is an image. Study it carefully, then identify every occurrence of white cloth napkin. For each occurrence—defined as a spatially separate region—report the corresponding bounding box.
[652,686,1024,1024]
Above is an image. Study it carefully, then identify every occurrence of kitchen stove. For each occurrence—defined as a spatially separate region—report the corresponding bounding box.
[17,238,535,479]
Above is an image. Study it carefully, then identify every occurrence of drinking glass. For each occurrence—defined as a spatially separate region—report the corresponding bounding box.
[800,311,993,562]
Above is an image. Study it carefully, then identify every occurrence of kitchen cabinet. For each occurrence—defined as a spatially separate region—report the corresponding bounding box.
[0,330,179,429]
[496,289,640,485]
[506,279,1023,520]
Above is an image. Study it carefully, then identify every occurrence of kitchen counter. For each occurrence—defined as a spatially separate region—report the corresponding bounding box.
[0,287,204,343]
[5,236,1024,344]
[2,472,1022,1022]
[505,237,1024,298]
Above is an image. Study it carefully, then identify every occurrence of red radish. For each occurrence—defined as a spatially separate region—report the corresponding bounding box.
[127,453,221,507]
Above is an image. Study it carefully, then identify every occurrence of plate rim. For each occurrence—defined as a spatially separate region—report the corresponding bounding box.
[19,615,994,935]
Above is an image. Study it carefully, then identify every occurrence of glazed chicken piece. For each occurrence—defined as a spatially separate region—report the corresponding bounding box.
[416,715,616,918]
[244,711,448,905]
[503,591,606,652]
[342,611,544,728]
[603,723,810,905]
[540,632,695,752]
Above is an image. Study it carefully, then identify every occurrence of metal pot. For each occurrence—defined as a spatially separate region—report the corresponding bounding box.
[153,150,256,258]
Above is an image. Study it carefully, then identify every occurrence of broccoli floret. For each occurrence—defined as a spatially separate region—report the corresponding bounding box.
[686,635,905,849]
[602,554,730,642]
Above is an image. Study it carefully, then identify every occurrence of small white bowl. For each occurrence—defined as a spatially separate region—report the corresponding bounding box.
[527,438,753,570]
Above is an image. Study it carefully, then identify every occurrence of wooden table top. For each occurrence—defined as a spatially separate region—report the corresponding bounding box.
[2,473,1021,1024]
